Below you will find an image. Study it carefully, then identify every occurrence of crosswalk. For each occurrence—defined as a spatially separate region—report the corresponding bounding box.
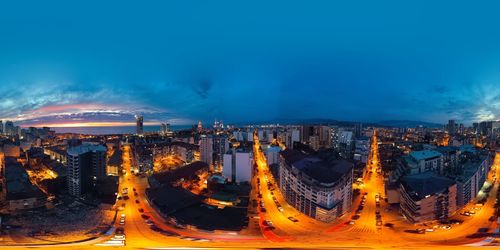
[350,226,377,234]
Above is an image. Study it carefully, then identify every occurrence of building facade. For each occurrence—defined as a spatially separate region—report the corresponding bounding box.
[278,149,353,222]
[66,144,107,197]
[399,172,457,223]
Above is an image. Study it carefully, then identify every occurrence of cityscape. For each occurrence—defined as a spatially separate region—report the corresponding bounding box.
[1,1,500,250]
[0,117,499,249]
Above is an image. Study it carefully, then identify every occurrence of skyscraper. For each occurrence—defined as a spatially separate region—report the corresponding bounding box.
[199,135,213,166]
[66,144,107,197]
[4,121,14,136]
[198,121,203,133]
[0,120,3,135]
[213,134,229,171]
[446,120,456,134]
[136,115,144,135]
[160,123,167,135]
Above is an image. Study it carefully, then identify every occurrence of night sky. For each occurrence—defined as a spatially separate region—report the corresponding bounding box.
[0,0,499,127]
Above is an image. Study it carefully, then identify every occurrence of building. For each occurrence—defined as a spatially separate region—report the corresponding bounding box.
[446,120,457,134]
[278,149,353,222]
[404,150,444,175]
[434,146,460,170]
[337,130,354,159]
[66,144,107,197]
[0,120,3,134]
[353,136,370,164]
[199,135,213,166]
[222,148,253,183]
[44,146,68,164]
[2,144,21,158]
[309,135,320,151]
[452,152,491,208]
[213,134,229,171]
[197,121,203,133]
[4,121,15,136]
[354,123,363,138]
[265,145,282,166]
[160,123,167,135]
[136,115,144,135]
[3,157,47,211]
[399,172,457,223]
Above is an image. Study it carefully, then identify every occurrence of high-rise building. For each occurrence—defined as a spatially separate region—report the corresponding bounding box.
[0,120,3,135]
[223,147,253,183]
[278,149,353,222]
[66,144,107,197]
[354,123,363,138]
[197,121,203,133]
[4,121,15,136]
[399,172,457,223]
[136,115,144,135]
[160,123,167,135]
[213,134,229,171]
[446,120,456,134]
[300,125,314,143]
[199,135,213,166]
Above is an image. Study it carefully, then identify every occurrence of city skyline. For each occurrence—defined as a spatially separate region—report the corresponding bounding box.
[1,1,499,127]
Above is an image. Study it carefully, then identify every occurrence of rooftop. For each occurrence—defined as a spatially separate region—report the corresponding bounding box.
[67,144,106,156]
[4,157,46,200]
[280,149,353,184]
[401,172,455,200]
[410,150,442,161]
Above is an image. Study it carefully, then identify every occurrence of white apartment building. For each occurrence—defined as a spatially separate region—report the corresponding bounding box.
[278,149,353,222]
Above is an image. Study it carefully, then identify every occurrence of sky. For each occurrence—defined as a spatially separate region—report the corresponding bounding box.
[0,0,499,127]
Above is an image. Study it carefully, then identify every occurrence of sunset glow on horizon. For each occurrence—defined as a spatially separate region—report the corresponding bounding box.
[20,121,162,128]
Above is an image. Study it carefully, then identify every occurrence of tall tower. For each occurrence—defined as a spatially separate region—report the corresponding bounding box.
[198,121,203,133]
[67,144,107,197]
[136,115,144,135]
[200,135,213,166]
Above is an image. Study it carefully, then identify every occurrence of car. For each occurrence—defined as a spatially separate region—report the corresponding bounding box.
[288,216,299,222]
[461,212,471,216]
[150,225,161,232]
[141,214,150,219]
[349,220,355,225]
[138,208,144,213]
[263,220,273,226]
[133,188,136,192]
[352,215,360,220]
[278,206,284,212]
[425,228,434,232]
[260,208,267,212]
[115,227,125,235]
[441,225,451,230]
[114,234,125,240]
[135,200,139,204]
[376,220,382,226]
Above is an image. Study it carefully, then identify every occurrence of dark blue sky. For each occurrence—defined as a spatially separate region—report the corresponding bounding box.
[0,0,499,126]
